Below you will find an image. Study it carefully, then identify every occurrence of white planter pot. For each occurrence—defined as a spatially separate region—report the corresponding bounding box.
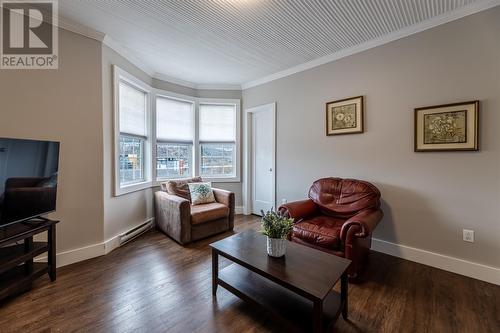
[266,237,287,257]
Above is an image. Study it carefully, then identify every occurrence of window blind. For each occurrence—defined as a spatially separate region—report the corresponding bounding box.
[199,104,236,142]
[156,97,194,142]
[119,82,147,137]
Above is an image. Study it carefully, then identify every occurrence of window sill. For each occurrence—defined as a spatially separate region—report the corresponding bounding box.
[115,177,241,197]
[115,181,152,196]
[203,177,241,183]
[152,176,240,187]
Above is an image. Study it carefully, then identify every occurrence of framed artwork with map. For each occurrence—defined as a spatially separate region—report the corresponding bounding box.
[326,96,364,135]
[414,101,479,152]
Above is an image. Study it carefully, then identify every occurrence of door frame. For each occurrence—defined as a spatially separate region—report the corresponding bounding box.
[242,102,276,215]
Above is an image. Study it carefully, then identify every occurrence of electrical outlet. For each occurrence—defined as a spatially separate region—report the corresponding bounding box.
[281,199,287,204]
[463,229,474,243]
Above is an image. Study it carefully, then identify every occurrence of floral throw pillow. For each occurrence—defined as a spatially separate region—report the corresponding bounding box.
[188,182,216,205]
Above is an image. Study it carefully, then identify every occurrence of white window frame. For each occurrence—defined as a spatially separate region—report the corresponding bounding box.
[197,98,241,183]
[113,67,241,197]
[113,66,153,196]
[153,90,197,185]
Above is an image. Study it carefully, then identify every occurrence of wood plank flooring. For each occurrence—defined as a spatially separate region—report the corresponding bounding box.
[0,215,498,332]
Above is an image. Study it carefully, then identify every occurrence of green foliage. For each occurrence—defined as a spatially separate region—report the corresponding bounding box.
[260,208,294,239]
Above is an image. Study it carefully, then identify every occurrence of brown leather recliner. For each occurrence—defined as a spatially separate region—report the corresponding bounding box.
[278,177,383,278]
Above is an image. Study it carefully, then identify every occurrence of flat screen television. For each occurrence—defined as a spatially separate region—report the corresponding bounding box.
[0,137,60,227]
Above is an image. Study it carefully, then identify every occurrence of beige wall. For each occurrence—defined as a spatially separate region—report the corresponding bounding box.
[0,29,104,252]
[242,7,500,268]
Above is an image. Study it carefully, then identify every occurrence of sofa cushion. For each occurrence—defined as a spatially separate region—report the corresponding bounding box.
[190,202,229,225]
[162,176,203,201]
[188,182,215,205]
[292,215,345,249]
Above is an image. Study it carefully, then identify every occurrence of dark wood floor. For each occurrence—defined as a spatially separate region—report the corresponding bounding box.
[0,215,498,333]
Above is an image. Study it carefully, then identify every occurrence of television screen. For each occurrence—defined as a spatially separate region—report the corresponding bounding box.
[0,138,60,227]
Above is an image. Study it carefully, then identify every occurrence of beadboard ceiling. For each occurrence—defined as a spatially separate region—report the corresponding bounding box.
[59,0,499,89]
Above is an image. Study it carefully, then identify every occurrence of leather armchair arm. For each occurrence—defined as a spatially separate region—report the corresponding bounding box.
[340,209,383,241]
[213,188,235,229]
[278,199,318,222]
[154,191,191,244]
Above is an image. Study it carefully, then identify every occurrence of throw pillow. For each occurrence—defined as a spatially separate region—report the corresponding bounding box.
[162,176,203,201]
[188,182,215,205]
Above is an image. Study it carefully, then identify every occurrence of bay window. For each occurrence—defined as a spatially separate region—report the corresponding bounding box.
[114,66,240,196]
[155,96,194,180]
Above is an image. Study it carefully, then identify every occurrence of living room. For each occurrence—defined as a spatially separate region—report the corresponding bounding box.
[0,1,499,332]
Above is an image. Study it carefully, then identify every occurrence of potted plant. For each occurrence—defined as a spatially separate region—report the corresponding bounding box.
[261,209,294,257]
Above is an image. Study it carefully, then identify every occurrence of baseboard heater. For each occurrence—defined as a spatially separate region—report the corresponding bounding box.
[119,219,153,246]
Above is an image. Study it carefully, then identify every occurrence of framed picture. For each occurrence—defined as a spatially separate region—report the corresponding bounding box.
[326,96,363,135]
[414,100,479,152]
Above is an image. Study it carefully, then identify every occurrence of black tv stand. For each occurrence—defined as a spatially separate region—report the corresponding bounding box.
[0,217,58,302]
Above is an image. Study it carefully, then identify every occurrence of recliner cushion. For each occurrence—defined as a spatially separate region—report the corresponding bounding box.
[292,215,345,249]
[190,202,229,225]
[308,177,381,218]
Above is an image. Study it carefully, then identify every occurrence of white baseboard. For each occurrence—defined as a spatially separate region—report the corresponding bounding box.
[372,238,500,285]
[235,206,244,215]
[35,242,105,268]
[36,218,154,268]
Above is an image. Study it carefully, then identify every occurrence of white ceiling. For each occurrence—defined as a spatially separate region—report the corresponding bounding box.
[59,0,499,89]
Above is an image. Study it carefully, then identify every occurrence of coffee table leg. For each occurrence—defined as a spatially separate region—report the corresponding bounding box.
[313,300,323,333]
[212,248,218,296]
[341,272,348,320]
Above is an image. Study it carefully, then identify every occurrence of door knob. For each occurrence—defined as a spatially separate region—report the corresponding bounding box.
[269,168,272,172]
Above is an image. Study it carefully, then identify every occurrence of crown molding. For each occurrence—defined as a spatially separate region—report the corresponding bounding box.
[152,72,198,89]
[241,0,500,89]
[58,15,105,42]
[195,83,242,91]
[152,73,241,90]
[102,35,155,77]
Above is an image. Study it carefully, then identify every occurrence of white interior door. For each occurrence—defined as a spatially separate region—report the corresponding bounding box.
[251,105,275,215]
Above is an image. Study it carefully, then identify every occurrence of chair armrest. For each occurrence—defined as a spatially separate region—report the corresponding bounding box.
[278,199,318,222]
[213,188,235,229]
[154,191,191,244]
[212,188,234,208]
[340,209,383,241]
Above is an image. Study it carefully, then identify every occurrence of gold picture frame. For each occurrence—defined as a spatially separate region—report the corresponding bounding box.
[414,101,479,152]
[326,96,364,135]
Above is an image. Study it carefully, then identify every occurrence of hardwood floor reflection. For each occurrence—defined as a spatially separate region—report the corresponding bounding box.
[0,215,498,332]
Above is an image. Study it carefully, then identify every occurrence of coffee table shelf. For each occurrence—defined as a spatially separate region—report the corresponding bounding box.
[219,263,342,332]
[210,230,351,333]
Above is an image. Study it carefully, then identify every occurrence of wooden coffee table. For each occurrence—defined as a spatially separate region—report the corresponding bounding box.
[210,230,351,333]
